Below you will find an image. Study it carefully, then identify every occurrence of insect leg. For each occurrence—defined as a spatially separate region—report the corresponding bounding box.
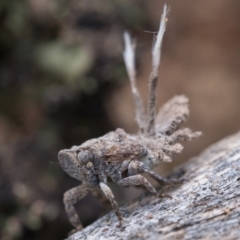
[63,184,92,230]
[117,175,157,194]
[99,182,123,226]
[128,160,177,185]
[91,189,112,208]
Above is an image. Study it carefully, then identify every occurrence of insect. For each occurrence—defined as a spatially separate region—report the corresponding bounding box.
[58,5,201,234]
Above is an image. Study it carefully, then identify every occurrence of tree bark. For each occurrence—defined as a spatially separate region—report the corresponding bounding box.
[68,132,240,240]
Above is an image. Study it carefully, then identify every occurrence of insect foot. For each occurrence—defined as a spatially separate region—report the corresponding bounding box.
[58,4,201,234]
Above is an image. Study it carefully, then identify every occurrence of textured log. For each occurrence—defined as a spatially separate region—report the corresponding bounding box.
[68,132,240,240]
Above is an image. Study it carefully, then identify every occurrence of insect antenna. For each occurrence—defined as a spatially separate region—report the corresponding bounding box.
[49,161,60,165]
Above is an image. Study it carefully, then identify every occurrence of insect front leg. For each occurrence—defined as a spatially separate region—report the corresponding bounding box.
[63,183,92,232]
[99,182,123,227]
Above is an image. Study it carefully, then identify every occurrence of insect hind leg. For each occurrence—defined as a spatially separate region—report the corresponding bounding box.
[117,175,157,194]
[128,160,181,186]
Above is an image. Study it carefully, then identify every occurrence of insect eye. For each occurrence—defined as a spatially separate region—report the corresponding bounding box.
[86,162,93,169]
[78,150,93,164]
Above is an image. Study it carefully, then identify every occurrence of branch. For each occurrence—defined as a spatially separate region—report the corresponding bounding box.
[68,131,240,240]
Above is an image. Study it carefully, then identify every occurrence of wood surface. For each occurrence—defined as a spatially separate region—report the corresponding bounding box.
[68,131,240,240]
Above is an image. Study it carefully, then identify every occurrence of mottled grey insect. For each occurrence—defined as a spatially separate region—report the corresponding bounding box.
[58,5,201,234]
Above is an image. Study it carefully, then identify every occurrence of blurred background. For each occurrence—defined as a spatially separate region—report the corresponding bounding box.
[0,0,240,239]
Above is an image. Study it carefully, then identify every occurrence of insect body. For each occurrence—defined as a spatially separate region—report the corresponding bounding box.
[58,5,201,234]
